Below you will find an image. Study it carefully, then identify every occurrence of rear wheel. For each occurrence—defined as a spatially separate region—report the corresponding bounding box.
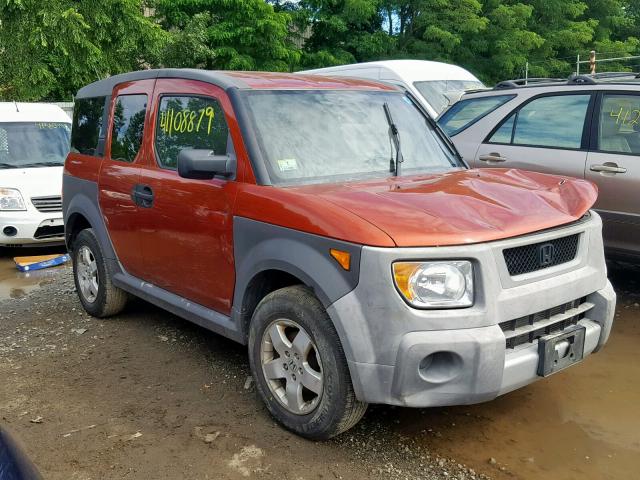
[248,285,367,439]
[72,228,127,317]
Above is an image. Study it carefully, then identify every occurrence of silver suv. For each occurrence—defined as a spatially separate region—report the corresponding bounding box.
[438,74,640,261]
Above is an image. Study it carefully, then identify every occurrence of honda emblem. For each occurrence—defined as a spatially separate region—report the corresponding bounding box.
[538,243,556,267]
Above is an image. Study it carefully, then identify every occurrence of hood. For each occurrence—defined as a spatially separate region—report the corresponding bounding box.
[0,166,64,199]
[286,169,597,247]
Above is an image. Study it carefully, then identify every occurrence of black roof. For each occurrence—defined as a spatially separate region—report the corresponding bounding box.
[76,69,254,99]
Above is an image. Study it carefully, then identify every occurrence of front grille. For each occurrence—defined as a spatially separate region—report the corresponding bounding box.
[503,234,579,276]
[500,297,592,349]
[31,195,62,213]
[34,225,64,239]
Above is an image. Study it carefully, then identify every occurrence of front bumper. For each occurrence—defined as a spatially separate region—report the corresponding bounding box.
[327,212,616,407]
[0,212,64,246]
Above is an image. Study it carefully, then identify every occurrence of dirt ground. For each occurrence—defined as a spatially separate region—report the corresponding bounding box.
[0,249,638,480]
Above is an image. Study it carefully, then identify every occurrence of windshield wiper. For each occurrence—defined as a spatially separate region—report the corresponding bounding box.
[0,163,19,169]
[383,102,403,177]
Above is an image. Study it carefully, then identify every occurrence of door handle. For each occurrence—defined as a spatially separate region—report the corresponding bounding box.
[590,163,627,174]
[132,184,154,208]
[478,152,507,163]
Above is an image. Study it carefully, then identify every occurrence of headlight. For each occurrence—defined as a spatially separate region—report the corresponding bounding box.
[393,260,473,308]
[0,188,26,211]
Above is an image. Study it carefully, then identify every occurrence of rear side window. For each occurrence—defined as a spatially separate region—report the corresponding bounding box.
[490,94,591,149]
[438,95,514,136]
[598,94,640,154]
[71,97,106,156]
[155,96,229,169]
[110,94,148,162]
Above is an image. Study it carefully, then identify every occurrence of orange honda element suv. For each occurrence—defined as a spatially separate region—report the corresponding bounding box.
[63,69,616,439]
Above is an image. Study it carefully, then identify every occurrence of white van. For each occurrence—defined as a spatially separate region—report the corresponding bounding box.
[0,103,71,247]
[301,60,485,118]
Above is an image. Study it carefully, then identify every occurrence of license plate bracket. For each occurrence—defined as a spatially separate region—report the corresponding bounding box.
[537,325,586,377]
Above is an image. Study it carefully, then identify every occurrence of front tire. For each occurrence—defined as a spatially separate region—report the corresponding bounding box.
[248,285,367,439]
[72,228,127,317]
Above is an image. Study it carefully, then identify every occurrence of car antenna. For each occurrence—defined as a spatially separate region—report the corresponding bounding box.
[13,100,19,112]
[383,102,403,177]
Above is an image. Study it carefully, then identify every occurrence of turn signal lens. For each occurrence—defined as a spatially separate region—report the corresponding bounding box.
[330,249,351,271]
[392,261,473,308]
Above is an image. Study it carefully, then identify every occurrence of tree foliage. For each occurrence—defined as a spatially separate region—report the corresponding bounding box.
[1,0,639,100]
[0,0,167,100]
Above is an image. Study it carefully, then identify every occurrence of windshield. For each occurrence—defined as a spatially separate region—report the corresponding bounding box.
[413,80,485,115]
[243,90,462,186]
[0,122,71,168]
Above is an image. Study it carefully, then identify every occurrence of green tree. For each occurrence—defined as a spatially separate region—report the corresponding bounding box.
[297,0,395,68]
[156,0,300,71]
[0,0,166,100]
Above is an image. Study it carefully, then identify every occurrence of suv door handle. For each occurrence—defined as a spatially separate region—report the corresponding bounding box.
[132,184,154,208]
[590,163,627,174]
[478,152,507,163]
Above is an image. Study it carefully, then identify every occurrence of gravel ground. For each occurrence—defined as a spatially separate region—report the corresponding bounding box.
[0,266,488,480]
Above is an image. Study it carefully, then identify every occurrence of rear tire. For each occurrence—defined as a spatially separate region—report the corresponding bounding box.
[248,285,367,439]
[72,228,127,317]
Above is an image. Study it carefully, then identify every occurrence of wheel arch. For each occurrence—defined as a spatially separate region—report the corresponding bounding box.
[232,217,362,348]
[63,175,119,264]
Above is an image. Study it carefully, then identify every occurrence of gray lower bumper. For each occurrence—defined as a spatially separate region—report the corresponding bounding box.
[327,213,616,407]
[344,282,615,407]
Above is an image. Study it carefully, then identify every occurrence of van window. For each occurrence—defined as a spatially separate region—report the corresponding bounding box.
[110,94,148,162]
[155,96,229,169]
[415,80,486,115]
[598,94,640,154]
[512,95,590,149]
[71,97,106,156]
[438,95,514,136]
[0,122,71,168]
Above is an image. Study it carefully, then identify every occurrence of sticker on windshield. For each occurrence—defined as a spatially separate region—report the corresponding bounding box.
[277,158,298,172]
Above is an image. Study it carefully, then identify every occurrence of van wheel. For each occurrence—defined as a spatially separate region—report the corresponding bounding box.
[72,228,127,317]
[248,285,367,439]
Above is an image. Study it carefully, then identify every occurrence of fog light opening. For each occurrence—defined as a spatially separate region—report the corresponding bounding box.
[3,226,17,237]
[418,351,463,384]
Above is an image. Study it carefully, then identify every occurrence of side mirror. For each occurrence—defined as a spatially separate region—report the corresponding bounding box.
[177,149,234,180]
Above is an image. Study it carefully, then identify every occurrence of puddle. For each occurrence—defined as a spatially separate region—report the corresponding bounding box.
[0,247,68,301]
[390,263,640,480]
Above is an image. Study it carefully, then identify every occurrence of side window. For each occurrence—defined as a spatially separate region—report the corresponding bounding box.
[489,114,515,144]
[110,94,147,162]
[511,95,590,149]
[155,96,229,169]
[598,94,640,154]
[71,97,106,156]
[438,95,514,136]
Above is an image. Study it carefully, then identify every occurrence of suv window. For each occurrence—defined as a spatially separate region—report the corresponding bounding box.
[110,94,147,162]
[490,94,590,149]
[155,96,229,169]
[598,94,640,154]
[71,97,106,156]
[438,95,514,136]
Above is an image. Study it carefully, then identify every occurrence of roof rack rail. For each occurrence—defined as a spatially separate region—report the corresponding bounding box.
[494,77,565,89]
[591,71,639,79]
[567,74,597,85]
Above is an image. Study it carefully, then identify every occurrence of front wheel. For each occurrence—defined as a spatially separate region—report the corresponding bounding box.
[72,228,128,317]
[248,285,367,439]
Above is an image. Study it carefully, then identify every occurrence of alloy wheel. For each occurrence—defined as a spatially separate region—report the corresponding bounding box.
[76,245,99,303]
[260,319,324,415]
